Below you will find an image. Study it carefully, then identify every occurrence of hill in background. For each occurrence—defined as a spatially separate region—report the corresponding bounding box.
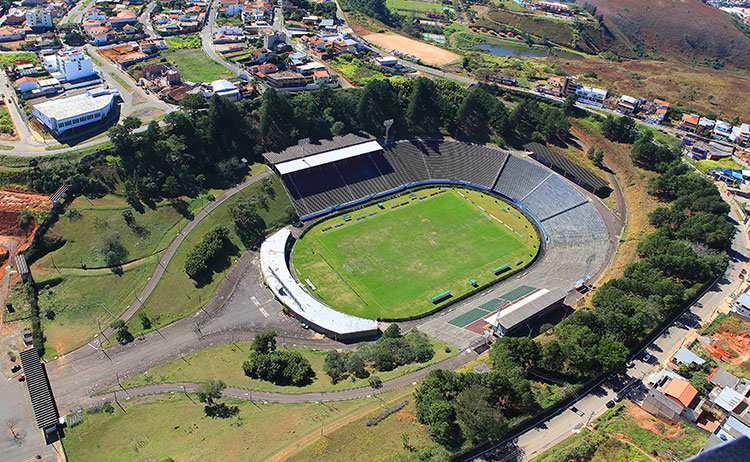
[589,0,750,69]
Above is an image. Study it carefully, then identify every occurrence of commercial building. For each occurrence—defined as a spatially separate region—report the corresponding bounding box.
[484,288,566,336]
[19,348,60,435]
[31,89,118,135]
[42,49,96,82]
[210,79,240,101]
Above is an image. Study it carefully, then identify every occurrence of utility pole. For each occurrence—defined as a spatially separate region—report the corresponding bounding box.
[383,119,394,145]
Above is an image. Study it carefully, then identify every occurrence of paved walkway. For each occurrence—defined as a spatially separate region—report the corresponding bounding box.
[106,348,477,404]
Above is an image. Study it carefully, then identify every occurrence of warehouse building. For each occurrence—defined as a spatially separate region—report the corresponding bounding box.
[31,88,119,135]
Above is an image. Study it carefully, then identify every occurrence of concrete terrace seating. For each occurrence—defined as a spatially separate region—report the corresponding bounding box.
[542,201,609,245]
[492,155,550,201]
[523,175,587,221]
[419,140,507,188]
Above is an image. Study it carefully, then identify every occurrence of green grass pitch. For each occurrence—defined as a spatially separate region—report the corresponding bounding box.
[293,187,540,320]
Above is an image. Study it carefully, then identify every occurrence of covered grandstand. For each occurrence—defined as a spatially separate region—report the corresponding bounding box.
[261,135,614,346]
[260,228,379,340]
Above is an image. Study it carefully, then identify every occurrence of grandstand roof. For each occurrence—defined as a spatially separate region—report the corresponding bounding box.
[263,132,377,164]
[275,140,383,175]
[260,229,379,337]
[485,288,566,333]
[523,142,609,192]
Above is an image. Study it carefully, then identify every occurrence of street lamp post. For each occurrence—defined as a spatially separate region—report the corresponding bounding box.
[383,119,394,145]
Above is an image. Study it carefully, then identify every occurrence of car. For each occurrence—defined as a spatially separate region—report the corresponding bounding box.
[606,400,615,408]
[10,365,20,373]
[626,360,635,368]
[642,353,651,363]
[17,374,25,382]
[731,292,737,298]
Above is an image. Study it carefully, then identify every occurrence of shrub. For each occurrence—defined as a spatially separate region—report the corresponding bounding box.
[243,350,315,386]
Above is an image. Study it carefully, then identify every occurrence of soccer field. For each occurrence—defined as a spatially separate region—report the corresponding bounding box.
[293,187,540,320]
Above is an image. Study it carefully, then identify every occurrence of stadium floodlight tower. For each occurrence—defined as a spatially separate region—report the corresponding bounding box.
[298,137,310,156]
[383,119,394,145]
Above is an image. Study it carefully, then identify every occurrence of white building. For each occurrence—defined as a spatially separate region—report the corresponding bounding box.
[31,89,118,135]
[26,9,53,29]
[42,49,95,82]
[210,79,240,101]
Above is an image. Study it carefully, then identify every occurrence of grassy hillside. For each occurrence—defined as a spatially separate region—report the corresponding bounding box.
[591,0,750,69]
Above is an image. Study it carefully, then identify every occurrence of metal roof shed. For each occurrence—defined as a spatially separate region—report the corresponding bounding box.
[19,348,60,431]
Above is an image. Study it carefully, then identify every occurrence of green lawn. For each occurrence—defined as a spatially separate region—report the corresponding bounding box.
[121,337,454,393]
[132,172,292,336]
[162,48,232,83]
[63,388,414,462]
[294,187,539,319]
[0,52,39,67]
[37,195,194,269]
[386,0,445,13]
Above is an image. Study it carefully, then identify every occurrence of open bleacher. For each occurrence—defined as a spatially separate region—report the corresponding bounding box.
[264,135,610,249]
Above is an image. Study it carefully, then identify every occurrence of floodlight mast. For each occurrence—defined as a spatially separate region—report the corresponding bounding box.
[383,119,394,145]
[298,137,310,157]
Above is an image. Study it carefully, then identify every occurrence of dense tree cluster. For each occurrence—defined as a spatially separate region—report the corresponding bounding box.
[600,114,637,144]
[630,133,678,171]
[184,225,230,279]
[242,331,315,386]
[324,326,434,383]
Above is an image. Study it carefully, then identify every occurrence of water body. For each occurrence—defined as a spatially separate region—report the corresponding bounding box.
[473,43,553,58]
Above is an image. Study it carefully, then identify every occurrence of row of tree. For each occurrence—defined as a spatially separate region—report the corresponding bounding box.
[102,78,571,204]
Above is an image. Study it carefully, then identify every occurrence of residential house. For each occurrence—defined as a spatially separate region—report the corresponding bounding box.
[257,69,312,89]
[680,113,700,132]
[710,368,741,390]
[642,389,684,422]
[302,35,326,53]
[0,27,25,42]
[712,387,749,415]
[296,61,325,75]
[575,85,607,107]
[617,95,639,114]
[671,347,706,368]
[320,18,336,32]
[663,376,703,421]
[110,8,138,28]
[221,0,246,17]
[714,120,733,141]
[313,69,332,85]
[302,15,319,26]
[331,38,359,54]
[4,9,28,26]
[250,47,270,63]
[732,293,750,320]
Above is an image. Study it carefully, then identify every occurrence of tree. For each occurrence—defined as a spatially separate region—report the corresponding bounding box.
[357,79,403,136]
[259,88,295,150]
[100,234,128,267]
[406,77,440,133]
[382,323,401,339]
[196,380,226,406]
[453,385,508,444]
[251,330,277,354]
[229,200,266,246]
[63,30,85,46]
[139,313,151,330]
[110,319,133,344]
[179,93,206,112]
[324,350,347,383]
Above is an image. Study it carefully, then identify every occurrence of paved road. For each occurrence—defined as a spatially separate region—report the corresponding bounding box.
[108,348,477,404]
[472,189,749,461]
[139,0,159,39]
[200,1,246,77]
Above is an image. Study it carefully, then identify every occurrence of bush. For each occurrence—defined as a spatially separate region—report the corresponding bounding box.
[368,376,382,389]
[184,225,230,279]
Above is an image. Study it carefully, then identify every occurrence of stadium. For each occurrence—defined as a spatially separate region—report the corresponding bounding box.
[260,133,618,346]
